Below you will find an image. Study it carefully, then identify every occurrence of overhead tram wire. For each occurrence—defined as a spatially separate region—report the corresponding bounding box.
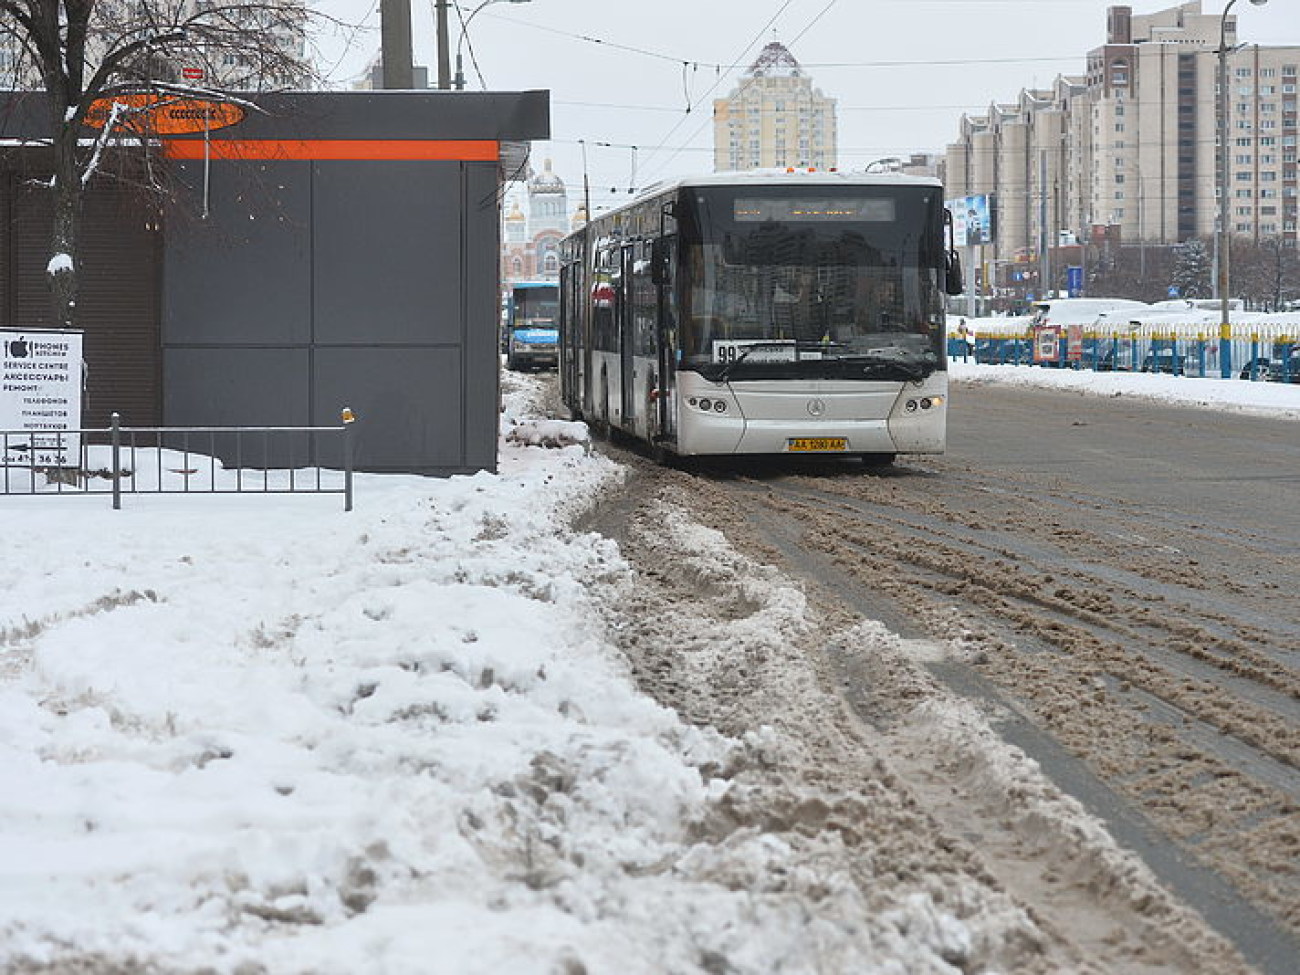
[554,100,1026,115]
[480,9,1082,72]
[636,0,838,184]
[450,2,478,86]
[481,4,1085,183]
[447,0,493,90]
[612,0,803,183]
[526,14,1231,194]
[786,0,840,50]
[629,0,1086,183]
[551,124,1252,182]
[316,0,381,87]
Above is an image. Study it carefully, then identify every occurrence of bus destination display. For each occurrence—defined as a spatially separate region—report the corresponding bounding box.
[733,198,896,222]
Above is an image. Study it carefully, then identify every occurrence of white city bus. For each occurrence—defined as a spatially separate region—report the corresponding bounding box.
[559,171,964,464]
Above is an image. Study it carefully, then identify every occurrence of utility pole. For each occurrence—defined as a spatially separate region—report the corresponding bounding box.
[1038,150,1051,300]
[380,0,414,89]
[435,0,452,89]
[1216,0,1270,378]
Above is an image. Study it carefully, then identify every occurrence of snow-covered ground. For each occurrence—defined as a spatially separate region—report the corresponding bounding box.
[948,359,1300,420]
[1,365,1295,974]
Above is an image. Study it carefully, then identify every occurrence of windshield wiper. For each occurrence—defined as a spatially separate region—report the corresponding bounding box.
[710,343,932,383]
[840,353,935,381]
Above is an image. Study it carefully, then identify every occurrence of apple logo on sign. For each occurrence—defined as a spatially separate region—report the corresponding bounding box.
[5,336,30,358]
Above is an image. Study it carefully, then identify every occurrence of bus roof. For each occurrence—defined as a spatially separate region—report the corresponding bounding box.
[648,170,943,191]
[581,170,945,227]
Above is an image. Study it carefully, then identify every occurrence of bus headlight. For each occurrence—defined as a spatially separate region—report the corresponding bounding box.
[905,395,944,413]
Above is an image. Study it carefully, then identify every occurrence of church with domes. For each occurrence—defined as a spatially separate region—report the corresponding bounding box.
[501,158,584,285]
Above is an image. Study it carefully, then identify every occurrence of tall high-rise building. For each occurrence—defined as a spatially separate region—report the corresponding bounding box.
[713,41,837,172]
[945,1,1298,283]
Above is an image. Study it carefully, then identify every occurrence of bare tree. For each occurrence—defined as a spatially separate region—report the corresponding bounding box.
[0,0,331,329]
[1076,243,1178,303]
[1232,236,1300,312]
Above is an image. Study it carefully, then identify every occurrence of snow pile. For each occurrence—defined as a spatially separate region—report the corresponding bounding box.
[0,381,723,972]
[1,367,1289,972]
[0,375,986,974]
[950,360,1300,419]
[505,417,591,450]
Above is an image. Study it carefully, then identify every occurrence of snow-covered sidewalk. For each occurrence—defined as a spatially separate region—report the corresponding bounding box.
[2,366,1293,973]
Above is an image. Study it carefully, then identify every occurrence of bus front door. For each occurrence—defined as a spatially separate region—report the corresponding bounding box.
[654,236,677,446]
[559,263,579,418]
[619,244,637,430]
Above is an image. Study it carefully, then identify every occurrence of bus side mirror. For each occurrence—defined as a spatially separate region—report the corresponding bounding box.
[945,250,964,296]
[651,238,671,285]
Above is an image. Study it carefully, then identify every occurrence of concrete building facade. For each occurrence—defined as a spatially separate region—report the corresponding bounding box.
[944,2,1298,293]
[712,41,837,172]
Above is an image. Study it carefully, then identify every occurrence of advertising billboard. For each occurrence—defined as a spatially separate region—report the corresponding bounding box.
[946,194,995,247]
[1,328,84,468]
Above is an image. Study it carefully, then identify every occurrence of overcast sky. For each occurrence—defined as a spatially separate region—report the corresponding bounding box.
[309,0,1299,216]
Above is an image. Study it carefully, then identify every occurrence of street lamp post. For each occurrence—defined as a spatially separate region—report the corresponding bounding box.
[454,0,531,91]
[1216,0,1268,378]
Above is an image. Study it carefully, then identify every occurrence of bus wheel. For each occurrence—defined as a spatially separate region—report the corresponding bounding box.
[649,440,674,467]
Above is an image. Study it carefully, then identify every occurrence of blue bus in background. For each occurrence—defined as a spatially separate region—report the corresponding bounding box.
[502,281,559,371]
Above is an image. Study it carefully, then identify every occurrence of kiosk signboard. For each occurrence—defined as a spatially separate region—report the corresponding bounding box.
[1,329,84,467]
[1033,325,1061,364]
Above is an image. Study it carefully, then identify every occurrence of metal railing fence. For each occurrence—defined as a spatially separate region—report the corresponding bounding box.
[1,410,357,510]
[950,330,1297,382]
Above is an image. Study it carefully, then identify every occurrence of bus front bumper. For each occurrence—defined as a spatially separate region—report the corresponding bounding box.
[674,374,947,456]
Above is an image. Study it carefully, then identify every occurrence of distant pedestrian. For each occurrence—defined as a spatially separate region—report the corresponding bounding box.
[957,317,970,362]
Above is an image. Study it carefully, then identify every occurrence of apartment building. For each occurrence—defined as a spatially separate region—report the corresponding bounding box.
[945,2,1298,278]
[713,41,837,172]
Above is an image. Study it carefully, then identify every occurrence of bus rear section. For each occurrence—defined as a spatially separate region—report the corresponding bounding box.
[504,282,560,371]
[559,173,961,462]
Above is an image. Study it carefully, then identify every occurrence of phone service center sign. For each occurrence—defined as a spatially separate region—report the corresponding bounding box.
[2,329,84,467]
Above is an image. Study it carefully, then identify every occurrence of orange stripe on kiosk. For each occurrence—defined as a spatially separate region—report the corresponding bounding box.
[161,139,501,161]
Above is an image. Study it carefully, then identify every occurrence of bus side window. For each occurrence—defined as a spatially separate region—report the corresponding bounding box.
[632,242,657,357]
[662,238,678,350]
[591,248,617,352]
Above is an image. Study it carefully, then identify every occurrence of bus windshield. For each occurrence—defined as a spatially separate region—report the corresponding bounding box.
[512,285,559,328]
[677,185,947,378]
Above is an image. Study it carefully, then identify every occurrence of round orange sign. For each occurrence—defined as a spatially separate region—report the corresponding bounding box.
[83,94,245,135]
